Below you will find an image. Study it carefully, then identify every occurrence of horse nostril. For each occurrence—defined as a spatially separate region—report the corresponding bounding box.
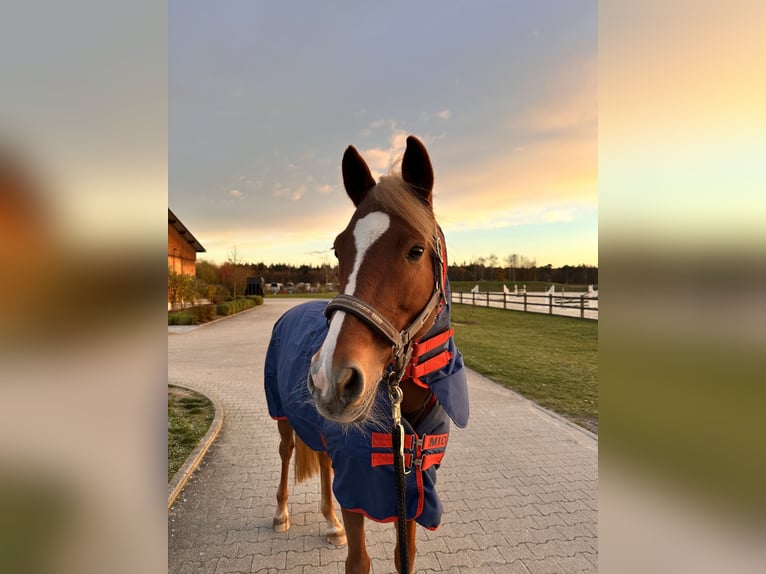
[339,367,364,406]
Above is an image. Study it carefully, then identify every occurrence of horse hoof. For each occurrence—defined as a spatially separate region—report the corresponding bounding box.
[326,531,347,546]
[273,516,290,532]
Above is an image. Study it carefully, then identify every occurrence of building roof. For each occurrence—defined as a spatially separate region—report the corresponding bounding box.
[168,208,206,252]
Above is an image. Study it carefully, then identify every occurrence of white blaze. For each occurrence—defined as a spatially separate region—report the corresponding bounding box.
[311,212,390,396]
[344,212,391,296]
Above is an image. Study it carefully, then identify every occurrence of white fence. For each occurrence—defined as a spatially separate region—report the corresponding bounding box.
[451,286,598,320]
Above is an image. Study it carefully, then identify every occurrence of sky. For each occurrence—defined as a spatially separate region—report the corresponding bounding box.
[169,1,597,268]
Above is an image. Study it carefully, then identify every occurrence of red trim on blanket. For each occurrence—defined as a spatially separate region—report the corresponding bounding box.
[344,507,398,523]
[371,432,414,450]
[344,506,443,529]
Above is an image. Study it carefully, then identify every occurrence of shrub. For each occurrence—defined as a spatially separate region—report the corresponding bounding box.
[191,304,216,323]
[206,284,229,304]
[168,311,194,325]
[212,298,256,317]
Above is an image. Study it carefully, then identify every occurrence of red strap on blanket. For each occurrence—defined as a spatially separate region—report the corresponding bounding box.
[370,432,449,471]
[372,433,413,450]
[409,352,452,384]
[411,328,453,357]
[371,451,444,470]
[405,328,454,389]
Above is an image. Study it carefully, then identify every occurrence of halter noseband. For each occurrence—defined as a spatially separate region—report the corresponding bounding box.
[323,229,446,382]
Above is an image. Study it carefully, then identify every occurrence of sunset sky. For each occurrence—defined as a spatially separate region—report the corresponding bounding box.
[169,1,597,268]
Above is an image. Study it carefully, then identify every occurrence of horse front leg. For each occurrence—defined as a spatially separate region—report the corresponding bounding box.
[273,419,294,532]
[393,519,417,574]
[317,451,346,546]
[341,508,370,574]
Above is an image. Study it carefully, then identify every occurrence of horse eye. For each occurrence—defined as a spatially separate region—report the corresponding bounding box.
[407,245,425,261]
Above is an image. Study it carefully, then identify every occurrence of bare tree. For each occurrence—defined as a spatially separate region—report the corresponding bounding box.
[505,253,519,282]
[487,253,498,273]
[224,245,249,297]
[476,256,486,281]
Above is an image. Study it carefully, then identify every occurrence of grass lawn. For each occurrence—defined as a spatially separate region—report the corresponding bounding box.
[168,385,215,482]
[451,304,598,433]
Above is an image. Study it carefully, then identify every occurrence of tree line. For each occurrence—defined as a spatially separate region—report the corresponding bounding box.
[448,258,598,286]
[169,254,597,305]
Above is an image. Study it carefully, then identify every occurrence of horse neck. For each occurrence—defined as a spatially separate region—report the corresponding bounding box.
[399,377,434,424]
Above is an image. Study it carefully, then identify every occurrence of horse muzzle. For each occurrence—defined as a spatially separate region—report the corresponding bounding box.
[308,355,374,424]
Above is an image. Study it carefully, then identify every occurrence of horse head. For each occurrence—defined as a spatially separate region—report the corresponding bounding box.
[308,136,443,424]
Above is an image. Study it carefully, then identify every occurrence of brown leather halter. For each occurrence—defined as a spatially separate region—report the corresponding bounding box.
[323,229,446,388]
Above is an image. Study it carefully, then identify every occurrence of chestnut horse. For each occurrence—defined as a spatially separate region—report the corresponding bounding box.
[264,136,469,574]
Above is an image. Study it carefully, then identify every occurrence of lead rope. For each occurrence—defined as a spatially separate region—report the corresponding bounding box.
[387,353,411,574]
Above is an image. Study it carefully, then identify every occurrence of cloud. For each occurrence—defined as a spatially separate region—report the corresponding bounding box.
[291,184,307,201]
[420,109,452,122]
[271,182,287,198]
[316,183,333,194]
[439,202,591,233]
[361,129,408,176]
[228,189,243,199]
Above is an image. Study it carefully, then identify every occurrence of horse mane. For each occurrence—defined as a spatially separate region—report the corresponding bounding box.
[365,173,438,248]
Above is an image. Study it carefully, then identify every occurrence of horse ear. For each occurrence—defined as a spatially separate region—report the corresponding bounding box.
[401,136,434,206]
[342,145,376,206]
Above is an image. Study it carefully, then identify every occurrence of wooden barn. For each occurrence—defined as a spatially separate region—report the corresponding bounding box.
[168,208,205,276]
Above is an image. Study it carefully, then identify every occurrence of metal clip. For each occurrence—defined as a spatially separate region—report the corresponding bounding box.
[396,423,409,475]
[389,384,403,427]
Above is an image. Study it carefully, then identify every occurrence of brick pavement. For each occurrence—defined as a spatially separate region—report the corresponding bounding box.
[168,298,598,573]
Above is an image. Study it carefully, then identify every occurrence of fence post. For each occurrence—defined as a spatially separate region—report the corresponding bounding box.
[472,291,475,306]
[458,291,463,304]
[503,292,507,310]
[524,292,527,312]
[549,293,553,315]
[486,292,490,307]
[580,294,585,319]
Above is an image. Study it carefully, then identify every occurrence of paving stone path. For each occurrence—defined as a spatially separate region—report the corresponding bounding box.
[168,298,598,573]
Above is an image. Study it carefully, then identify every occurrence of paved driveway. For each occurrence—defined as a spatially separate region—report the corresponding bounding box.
[168,298,597,573]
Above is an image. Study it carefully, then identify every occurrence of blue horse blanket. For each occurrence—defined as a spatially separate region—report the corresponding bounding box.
[264,294,468,529]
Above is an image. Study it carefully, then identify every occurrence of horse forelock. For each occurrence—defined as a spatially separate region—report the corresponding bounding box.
[363,175,437,249]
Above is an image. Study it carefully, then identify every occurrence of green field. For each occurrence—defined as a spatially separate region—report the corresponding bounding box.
[450,304,598,433]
